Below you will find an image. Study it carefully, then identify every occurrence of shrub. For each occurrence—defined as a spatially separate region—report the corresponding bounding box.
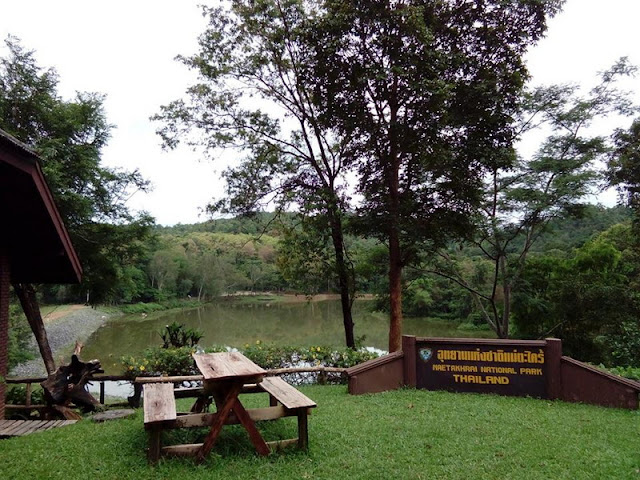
[6,384,45,405]
[122,346,199,379]
[242,342,379,385]
[160,321,203,348]
[599,365,640,382]
[122,341,379,385]
[8,304,34,369]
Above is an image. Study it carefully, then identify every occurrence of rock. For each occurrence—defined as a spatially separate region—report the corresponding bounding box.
[91,409,136,422]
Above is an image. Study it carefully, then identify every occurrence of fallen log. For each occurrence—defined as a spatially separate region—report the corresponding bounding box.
[40,342,104,419]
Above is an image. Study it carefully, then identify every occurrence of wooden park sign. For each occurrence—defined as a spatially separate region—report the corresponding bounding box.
[414,338,548,398]
[347,335,640,409]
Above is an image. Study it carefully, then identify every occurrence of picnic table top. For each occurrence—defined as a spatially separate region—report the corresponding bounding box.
[193,351,266,383]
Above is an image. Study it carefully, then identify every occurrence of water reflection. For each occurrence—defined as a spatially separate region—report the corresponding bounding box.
[82,299,493,374]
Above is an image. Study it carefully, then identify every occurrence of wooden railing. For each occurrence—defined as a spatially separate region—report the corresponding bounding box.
[5,374,135,410]
[5,366,348,412]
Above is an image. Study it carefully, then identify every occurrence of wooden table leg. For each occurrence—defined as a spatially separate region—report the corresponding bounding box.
[148,425,162,464]
[196,383,242,463]
[231,399,270,456]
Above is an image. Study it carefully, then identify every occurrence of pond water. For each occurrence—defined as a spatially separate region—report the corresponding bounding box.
[82,299,494,375]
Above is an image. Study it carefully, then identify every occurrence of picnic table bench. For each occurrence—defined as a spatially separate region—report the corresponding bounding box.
[142,352,316,464]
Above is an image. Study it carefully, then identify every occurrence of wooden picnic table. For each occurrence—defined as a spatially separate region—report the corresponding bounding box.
[192,352,269,461]
[141,351,317,464]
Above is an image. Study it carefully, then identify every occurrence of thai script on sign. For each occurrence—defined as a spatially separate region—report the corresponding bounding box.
[436,348,545,365]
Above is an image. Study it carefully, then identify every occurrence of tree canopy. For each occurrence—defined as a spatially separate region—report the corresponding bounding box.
[153,1,359,347]
[306,0,563,350]
[0,36,153,303]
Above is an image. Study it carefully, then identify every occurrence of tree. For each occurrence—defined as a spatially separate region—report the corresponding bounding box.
[433,60,637,338]
[512,224,640,364]
[609,117,640,232]
[308,0,562,351]
[153,1,359,348]
[0,36,152,371]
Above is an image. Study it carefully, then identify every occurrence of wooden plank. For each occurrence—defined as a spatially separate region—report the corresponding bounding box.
[136,375,203,384]
[174,387,205,399]
[14,421,46,436]
[170,405,287,429]
[4,421,31,436]
[197,383,242,462]
[0,419,76,437]
[2,421,27,435]
[148,426,162,464]
[42,420,61,431]
[259,377,317,410]
[193,352,265,381]
[10,421,41,436]
[231,398,270,456]
[25,383,32,407]
[143,383,177,424]
[297,410,309,450]
[162,443,203,457]
[0,420,18,435]
[266,438,299,451]
[4,404,47,410]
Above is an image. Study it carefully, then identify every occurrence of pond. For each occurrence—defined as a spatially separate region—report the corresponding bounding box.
[82,298,494,375]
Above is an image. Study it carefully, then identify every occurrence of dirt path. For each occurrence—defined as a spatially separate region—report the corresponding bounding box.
[42,304,85,323]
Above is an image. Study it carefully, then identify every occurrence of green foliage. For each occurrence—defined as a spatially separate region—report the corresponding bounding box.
[602,321,640,367]
[0,36,153,305]
[603,365,640,381]
[513,223,640,365]
[6,384,45,406]
[122,346,199,379]
[153,0,359,347]
[119,299,202,314]
[242,341,378,384]
[8,303,34,369]
[159,322,204,349]
[609,118,640,232]
[433,60,638,338]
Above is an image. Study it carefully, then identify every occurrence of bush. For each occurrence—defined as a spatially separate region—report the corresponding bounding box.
[602,322,640,367]
[600,365,640,382]
[8,304,34,369]
[160,321,203,348]
[120,299,202,315]
[122,346,199,379]
[6,384,45,405]
[242,342,379,385]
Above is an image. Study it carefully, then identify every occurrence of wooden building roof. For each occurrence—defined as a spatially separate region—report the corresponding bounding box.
[0,129,82,284]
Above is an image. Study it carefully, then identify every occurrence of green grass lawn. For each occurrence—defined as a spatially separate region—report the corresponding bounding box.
[1,386,638,480]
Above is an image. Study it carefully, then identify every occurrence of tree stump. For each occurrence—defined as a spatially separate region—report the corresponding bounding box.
[40,344,104,420]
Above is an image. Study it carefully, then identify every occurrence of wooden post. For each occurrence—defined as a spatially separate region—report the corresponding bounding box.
[402,335,417,387]
[148,426,162,464]
[25,383,32,408]
[0,252,10,420]
[100,381,105,405]
[297,409,309,451]
[545,338,563,400]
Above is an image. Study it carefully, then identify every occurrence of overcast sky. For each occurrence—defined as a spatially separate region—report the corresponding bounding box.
[1,0,639,225]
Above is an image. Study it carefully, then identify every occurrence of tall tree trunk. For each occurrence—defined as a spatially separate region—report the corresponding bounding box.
[388,228,403,352]
[387,73,403,353]
[327,207,355,349]
[498,255,510,339]
[13,283,56,374]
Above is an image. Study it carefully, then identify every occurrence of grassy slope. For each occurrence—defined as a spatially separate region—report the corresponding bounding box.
[0,386,638,480]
